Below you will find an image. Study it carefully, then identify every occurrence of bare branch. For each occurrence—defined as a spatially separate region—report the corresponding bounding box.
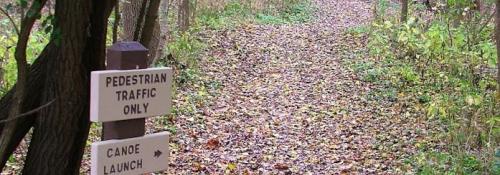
[0,0,48,170]
[10,0,49,127]
[477,11,495,35]
[0,99,55,124]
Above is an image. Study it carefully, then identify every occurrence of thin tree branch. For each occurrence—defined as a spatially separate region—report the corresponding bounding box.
[0,7,20,36]
[477,11,495,35]
[10,0,49,125]
[0,99,55,124]
[0,0,48,170]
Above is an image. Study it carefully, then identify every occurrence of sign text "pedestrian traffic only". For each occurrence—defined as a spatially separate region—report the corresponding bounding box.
[90,68,173,122]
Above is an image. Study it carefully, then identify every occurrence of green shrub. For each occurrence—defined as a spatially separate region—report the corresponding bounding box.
[0,27,50,96]
[366,0,499,173]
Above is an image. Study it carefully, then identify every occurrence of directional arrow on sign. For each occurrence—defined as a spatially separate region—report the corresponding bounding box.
[91,132,169,175]
[154,150,162,158]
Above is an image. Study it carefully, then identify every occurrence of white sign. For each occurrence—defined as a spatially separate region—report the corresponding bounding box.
[91,132,170,175]
[90,68,173,122]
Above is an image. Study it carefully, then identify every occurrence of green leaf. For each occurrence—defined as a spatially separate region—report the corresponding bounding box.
[5,3,14,11]
[17,0,28,8]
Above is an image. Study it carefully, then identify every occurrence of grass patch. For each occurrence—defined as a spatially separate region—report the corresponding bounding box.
[256,1,313,25]
[196,0,314,29]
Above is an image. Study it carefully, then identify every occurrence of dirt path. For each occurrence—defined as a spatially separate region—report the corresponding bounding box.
[168,0,430,174]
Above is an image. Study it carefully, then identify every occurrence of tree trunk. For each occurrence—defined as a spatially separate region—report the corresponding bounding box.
[496,0,500,98]
[133,0,149,41]
[178,0,190,32]
[401,0,408,23]
[122,0,165,65]
[112,0,120,43]
[140,0,161,65]
[474,0,481,12]
[21,0,91,172]
[423,0,432,10]
[0,1,48,167]
[0,0,117,173]
[0,44,53,170]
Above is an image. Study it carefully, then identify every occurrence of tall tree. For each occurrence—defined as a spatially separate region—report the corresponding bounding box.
[121,0,165,65]
[474,0,481,12]
[112,0,120,43]
[401,0,408,23]
[0,0,48,169]
[0,0,116,173]
[140,0,162,65]
[178,0,190,32]
[496,0,500,98]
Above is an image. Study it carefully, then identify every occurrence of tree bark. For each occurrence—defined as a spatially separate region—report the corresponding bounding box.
[496,0,500,98]
[140,0,161,65]
[0,44,53,170]
[133,0,149,41]
[20,0,115,173]
[112,0,120,44]
[401,0,408,23]
[474,0,481,12]
[178,0,190,32]
[122,0,165,65]
[122,0,144,41]
[21,0,92,172]
[0,1,48,168]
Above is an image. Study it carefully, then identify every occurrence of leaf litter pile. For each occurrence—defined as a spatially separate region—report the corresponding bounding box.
[167,0,438,174]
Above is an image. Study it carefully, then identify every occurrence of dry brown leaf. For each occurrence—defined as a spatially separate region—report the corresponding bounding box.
[192,162,203,172]
[273,163,289,170]
[206,138,220,149]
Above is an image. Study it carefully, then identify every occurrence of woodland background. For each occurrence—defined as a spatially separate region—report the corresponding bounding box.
[0,0,498,174]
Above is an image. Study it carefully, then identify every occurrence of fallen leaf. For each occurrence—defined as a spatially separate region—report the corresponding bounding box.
[206,138,220,149]
[274,163,289,170]
[227,162,237,171]
[192,162,203,172]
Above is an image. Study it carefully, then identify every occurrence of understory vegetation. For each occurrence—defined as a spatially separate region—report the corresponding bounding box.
[351,0,499,174]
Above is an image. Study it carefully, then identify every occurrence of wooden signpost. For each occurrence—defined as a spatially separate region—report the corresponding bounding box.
[90,42,172,175]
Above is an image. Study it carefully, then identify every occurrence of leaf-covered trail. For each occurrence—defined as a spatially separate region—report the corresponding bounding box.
[168,0,432,174]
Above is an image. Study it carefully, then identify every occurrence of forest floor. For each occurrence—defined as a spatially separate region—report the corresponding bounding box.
[166,0,437,174]
[1,0,439,174]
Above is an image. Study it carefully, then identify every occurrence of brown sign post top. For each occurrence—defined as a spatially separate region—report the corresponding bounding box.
[103,41,148,140]
[107,42,149,70]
